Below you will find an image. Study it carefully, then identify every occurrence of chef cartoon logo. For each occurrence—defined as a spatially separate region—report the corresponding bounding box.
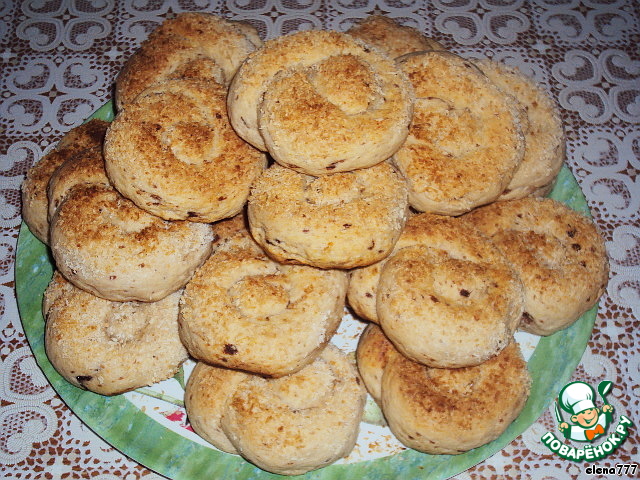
[541,380,634,462]
[557,381,613,442]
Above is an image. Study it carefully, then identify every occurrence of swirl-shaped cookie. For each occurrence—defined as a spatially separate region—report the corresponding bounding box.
[248,162,409,269]
[347,261,384,324]
[221,345,366,475]
[54,119,110,152]
[376,213,524,368]
[105,79,266,223]
[179,219,348,377]
[43,272,187,396]
[184,362,249,454]
[346,211,437,323]
[381,341,530,454]
[355,323,401,404]
[47,144,111,221]
[465,197,609,335]
[228,30,414,174]
[21,119,109,244]
[50,184,214,302]
[347,15,446,59]
[115,12,261,109]
[393,51,525,215]
[475,59,566,201]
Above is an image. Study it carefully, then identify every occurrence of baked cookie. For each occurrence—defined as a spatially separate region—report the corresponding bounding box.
[347,15,446,58]
[21,119,109,243]
[381,341,530,454]
[347,261,384,323]
[179,219,348,377]
[50,184,214,302]
[355,324,401,404]
[465,197,609,335]
[221,345,366,475]
[47,144,111,220]
[105,79,266,223]
[248,162,409,269]
[345,210,439,323]
[43,272,187,396]
[393,51,525,215]
[228,30,414,174]
[115,12,261,109]
[376,213,524,368]
[475,59,566,201]
[184,362,249,454]
[54,119,110,152]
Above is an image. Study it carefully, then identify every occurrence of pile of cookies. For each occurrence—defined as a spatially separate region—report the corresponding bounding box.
[21,12,610,476]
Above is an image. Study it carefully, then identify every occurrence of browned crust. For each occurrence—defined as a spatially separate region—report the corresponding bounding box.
[228,29,414,163]
[179,225,348,377]
[381,341,530,454]
[47,145,111,220]
[474,59,566,200]
[465,197,609,335]
[115,12,261,109]
[105,79,266,223]
[394,51,525,215]
[347,15,446,59]
[43,272,187,396]
[221,345,366,475]
[184,362,248,454]
[376,213,524,368]
[247,162,409,269]
[355,324,401,403]
[50,184,213,302]
[21,119,109,243]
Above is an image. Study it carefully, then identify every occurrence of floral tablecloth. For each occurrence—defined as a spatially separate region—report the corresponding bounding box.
[1,1,638,479]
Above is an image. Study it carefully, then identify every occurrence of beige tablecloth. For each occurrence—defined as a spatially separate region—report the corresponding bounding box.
[1,1,638,478]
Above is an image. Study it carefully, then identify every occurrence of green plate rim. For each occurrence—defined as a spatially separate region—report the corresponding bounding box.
[15,101,597,480]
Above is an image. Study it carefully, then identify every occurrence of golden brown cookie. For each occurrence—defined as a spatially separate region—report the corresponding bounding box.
[355,323,401,404]
[475,59,566,201]
[105,79,266,223]
[346,210,455,323]
[21,119,109,243]
[115,12,261,109]
[228,30,414,174]
[347,210,426,323]
[221,345,366,475]
[347,261,384,323]
[248,162,409,269]
[465,197,609,335]
[381,341,530,454]
[347,15,446,58]
[54,119,110,152]
[50,184,214,302]
[47,144,111,221]
[375,213,524,368]
[184,362,249,454]
[179,220,348,377]
[43,272,187,396]
[393,51,525,215]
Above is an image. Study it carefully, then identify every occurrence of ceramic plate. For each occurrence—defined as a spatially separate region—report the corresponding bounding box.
[16,101,598,479]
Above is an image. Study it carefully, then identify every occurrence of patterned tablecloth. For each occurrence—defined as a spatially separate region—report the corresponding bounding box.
[1,1,638,479]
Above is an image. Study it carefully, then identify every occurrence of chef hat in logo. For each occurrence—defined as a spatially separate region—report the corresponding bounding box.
[559,381,596,415]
